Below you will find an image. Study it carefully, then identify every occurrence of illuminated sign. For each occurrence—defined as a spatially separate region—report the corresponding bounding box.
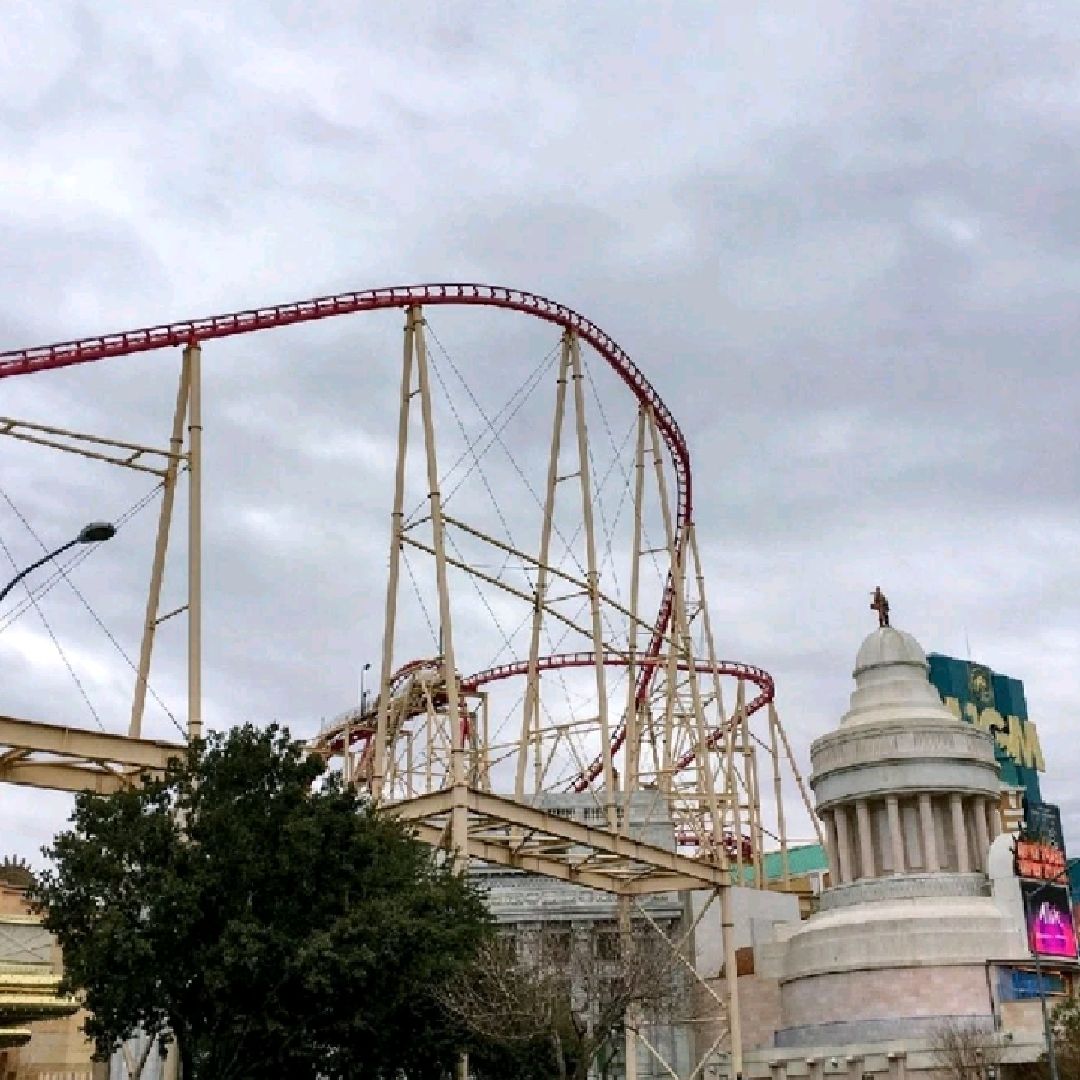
[1022,882,1077,959]
[928,656,1045,786]
[1015,840,1066,882]
[1026,803,1065,851]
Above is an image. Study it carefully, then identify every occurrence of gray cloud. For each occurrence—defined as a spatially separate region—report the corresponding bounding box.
[1,1,1078,863]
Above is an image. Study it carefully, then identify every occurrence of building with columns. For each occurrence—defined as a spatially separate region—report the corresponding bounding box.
[707,622,1057,1079]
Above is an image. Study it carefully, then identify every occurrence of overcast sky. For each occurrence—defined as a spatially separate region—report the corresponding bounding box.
[1,2,1079,864]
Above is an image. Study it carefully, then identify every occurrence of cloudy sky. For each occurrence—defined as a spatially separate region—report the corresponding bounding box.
[1,2,1079,863]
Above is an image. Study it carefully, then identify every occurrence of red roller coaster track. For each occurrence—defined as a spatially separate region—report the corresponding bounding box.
[0,283,767,787]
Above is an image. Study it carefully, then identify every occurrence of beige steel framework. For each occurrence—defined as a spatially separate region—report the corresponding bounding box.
[0,285,822,1080]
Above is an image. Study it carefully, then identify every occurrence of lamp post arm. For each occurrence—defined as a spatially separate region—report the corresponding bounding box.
[0,538,79,605]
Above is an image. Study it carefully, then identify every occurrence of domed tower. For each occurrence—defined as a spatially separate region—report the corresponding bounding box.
[773,621,1029,1048]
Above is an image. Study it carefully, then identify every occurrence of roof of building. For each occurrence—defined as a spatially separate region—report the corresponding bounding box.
[740,843,828,883]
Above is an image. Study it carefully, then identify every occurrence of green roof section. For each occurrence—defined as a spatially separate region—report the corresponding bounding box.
[741,843,827,883]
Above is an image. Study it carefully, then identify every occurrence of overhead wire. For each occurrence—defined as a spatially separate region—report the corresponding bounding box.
[425,321,591,584]
[0,528,106,732]
[0,483,185,736]
[0,481,164,630]
[401,546,439,650]
[425,331,524,590]
[404,335,557,527]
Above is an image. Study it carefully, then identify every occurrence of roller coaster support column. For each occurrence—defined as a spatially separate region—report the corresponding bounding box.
[619,894,638,1080]
[622,408,647,817]
[186,342,202,743]
[373,312,417,800]
[722,884,743,1079]
[568,333,616,828]
[129,352,191,738]
[411,308,467,868]
[519,334,571,797]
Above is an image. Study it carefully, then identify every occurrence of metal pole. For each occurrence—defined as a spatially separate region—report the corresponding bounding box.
[1023,858,1080,1080]
[130,353,191,737]
[622,408,646,824]
[568,333,615,828]
[720,884,743,1080]
[769,703,791,886]
[185,343,202,743]
[1029,895,1058,1080]
[619,894,638,1080]
[0,539,79,604]
[519,333,570,797]
[374,312,416,802]
[412,308,466,865]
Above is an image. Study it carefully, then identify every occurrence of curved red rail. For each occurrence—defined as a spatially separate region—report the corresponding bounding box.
[316,650,774,775]
[0,283,692,787]
[463,651,774,776]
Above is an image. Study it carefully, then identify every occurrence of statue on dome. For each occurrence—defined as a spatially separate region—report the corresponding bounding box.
[870,586,890,628]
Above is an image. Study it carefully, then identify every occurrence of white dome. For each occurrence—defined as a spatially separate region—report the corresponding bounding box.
[840,625,956,727]
[854,626,927,676]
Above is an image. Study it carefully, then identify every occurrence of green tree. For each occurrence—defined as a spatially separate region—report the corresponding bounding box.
[30,724,490,1079]
[1010,996,1080,1080]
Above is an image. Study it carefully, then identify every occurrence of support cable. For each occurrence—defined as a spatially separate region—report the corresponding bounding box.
[401,547,439,650]
[425,322,590,583]
[0,485,184,735]
[407,335,557,526]
[0,482,165,629]
[435,342,555,508]
[425,339,524,588]
[0,529,106,732]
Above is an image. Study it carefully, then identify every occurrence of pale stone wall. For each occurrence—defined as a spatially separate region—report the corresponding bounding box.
[781,965,988,1030]
[1,1009,97,1079]
[0,883,96,1080]
[693,972,782,1055]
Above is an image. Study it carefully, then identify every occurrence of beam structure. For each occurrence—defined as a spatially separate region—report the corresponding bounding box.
[394,786,732,896]
[0,714,183,794]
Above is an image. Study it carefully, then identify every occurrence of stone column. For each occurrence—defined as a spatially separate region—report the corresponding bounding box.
[887,795,905,874]
[918,793,939,873]
[951,793,971,872]
[834,804,854,884]
[986,796,1001,841]
[973,797,990,871]
[856,799,875,879]
[823,810,840,884]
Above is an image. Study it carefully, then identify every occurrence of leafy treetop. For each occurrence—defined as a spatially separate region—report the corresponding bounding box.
[31,723,491,1080]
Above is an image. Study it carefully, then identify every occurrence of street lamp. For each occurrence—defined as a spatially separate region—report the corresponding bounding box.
[1023,856,1080,1080]
[360,662,372,713]
[0,521,116,605]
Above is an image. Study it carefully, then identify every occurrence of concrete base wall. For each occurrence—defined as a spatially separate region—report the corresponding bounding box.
[781,965,990,1034]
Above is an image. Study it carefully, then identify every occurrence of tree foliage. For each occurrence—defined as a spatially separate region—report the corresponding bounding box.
[443,922,681,1080]
[1052,996,1080,1077]
[1016,996,1080,1080]
[930,1018,1004,1080]
[31,724,490,1079]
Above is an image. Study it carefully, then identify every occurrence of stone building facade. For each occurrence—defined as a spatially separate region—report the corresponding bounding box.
[727,625,1052,1078]
[474,792,695,1079]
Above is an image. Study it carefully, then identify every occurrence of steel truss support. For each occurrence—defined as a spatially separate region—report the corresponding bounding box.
[0,712,182,794]
[0,284,837,1080]
[374,307,467,864]
[628,892,741,1080]
[0,351,201,744]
